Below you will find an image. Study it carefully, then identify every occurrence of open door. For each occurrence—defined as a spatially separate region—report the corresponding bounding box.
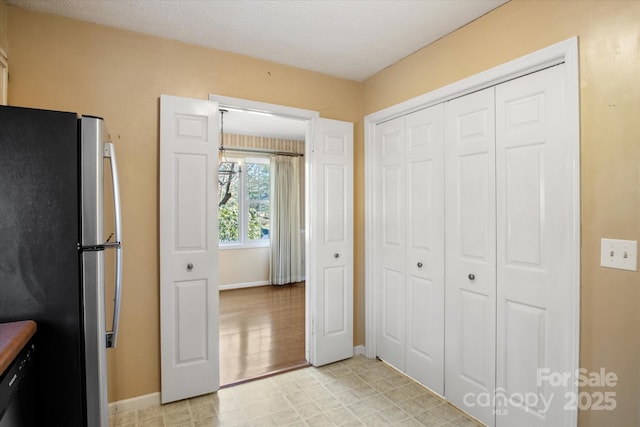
[159,95,219,403]
[310,118,354,366]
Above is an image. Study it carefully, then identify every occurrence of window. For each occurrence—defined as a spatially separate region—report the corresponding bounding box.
[218,156,270,246]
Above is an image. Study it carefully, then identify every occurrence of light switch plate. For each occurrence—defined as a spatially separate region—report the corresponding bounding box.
[600,238,638,271]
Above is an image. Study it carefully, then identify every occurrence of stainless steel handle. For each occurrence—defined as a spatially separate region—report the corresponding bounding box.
[417,262,423,268]
[187,263,194,271]
[334,253,340,259]
[105,142,122,349]
[468,273,475,281]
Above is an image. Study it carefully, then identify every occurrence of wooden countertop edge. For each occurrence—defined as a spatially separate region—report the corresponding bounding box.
[0,320,37,376]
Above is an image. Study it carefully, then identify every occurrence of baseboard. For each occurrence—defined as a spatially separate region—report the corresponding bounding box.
[353,345,367,356]
[110,348,367,414]
[219,280,270,291]
[108,392,160,415]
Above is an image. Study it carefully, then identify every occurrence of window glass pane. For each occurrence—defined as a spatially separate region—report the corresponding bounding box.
[247,163,270,201]
[247,162,270,241]
[249,201,270,240]
[218,162,240,243]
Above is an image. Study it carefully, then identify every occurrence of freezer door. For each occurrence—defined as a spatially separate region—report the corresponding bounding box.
[81,116,104,247]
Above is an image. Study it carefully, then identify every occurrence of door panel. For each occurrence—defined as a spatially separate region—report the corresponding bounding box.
[382,268,404,344]
[312,118,354,366]
[376,117,406,370]
[176,280,208,362]
[496,64,575,426]
[504,145,543,265]
[175,154,208,249]
[459,289,491,387]
[160,95,219,403]
[324,267,347,335]
[445,87,496,427]
[459,153,491,259]
[404,105,444,394]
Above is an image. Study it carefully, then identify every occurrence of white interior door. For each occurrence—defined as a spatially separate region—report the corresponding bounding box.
[404,105,445,394]
[445,87,497,427]
[159,94,219,403]
[311,117,354,366]
[375,116,406,370]
[495,64,577,426]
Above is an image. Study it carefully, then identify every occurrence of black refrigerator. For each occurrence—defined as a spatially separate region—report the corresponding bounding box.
[0,105,123,426]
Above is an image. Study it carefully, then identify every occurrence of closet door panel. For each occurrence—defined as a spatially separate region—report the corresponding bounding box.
[496,64,575,427]
[376,117,406,370]
[404,105,444,394]
[445,87,496,427]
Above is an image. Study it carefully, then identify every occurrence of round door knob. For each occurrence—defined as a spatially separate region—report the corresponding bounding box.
[334,253,340,259]
[187,263,194,271]
[417,262,423,268]
[468,273,475,280]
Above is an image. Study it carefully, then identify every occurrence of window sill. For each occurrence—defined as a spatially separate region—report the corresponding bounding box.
[219,241,270,251]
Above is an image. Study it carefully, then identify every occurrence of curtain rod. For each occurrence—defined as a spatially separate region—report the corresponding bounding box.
[219,146,304,158]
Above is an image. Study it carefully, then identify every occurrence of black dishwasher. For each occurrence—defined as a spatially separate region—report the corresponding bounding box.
[0,341,36,427]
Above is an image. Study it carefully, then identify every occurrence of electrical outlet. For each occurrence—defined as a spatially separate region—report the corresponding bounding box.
[600,238,638,271]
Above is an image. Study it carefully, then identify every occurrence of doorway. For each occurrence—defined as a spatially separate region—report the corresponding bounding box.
[214,103,309,385]
[159,94,354,403]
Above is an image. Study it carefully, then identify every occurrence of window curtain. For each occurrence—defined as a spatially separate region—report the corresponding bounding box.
[270,155,302,285]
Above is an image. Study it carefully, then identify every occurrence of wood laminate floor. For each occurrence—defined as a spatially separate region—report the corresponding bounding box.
[219,282,307,386]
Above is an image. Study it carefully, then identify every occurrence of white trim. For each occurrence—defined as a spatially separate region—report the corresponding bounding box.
[219,241,270,250]
[364,37,580,427]
[219,280,270,291]
[108,392,160,415]
[208,95,318,121]
[564,38,581,427]
[0,50,7,106]
[353,345,366,356]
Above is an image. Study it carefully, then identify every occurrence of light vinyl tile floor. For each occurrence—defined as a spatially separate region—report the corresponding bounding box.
[110,355,483,427]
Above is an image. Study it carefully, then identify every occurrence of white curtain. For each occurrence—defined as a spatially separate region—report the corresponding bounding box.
[270,155,302,285]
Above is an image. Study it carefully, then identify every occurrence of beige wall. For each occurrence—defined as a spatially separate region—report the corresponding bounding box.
[6,6,363,403]
[219,248,269,287]
[362,1,640,426]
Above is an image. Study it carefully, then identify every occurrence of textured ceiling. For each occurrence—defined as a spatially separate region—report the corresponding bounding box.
[8,0,508,82]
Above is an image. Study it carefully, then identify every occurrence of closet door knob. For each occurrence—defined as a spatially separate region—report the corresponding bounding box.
[417,262,423,268]
[187,263,194,272]
[334,253,340,259]
[468,273,475,280]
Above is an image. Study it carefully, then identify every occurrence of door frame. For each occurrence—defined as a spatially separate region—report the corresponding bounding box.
[364,37,580,425]
[208,94,320,364]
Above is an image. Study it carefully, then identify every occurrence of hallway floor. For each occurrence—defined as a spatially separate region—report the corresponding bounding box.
[109,355,482,427]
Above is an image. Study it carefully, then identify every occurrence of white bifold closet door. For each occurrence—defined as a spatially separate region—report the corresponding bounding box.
[444,86,497,425]
[495,64,575,427]
[445,64,575,427]
[376,104,445,395]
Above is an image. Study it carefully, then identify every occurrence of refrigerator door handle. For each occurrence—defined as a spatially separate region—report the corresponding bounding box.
[104,142,122,349]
